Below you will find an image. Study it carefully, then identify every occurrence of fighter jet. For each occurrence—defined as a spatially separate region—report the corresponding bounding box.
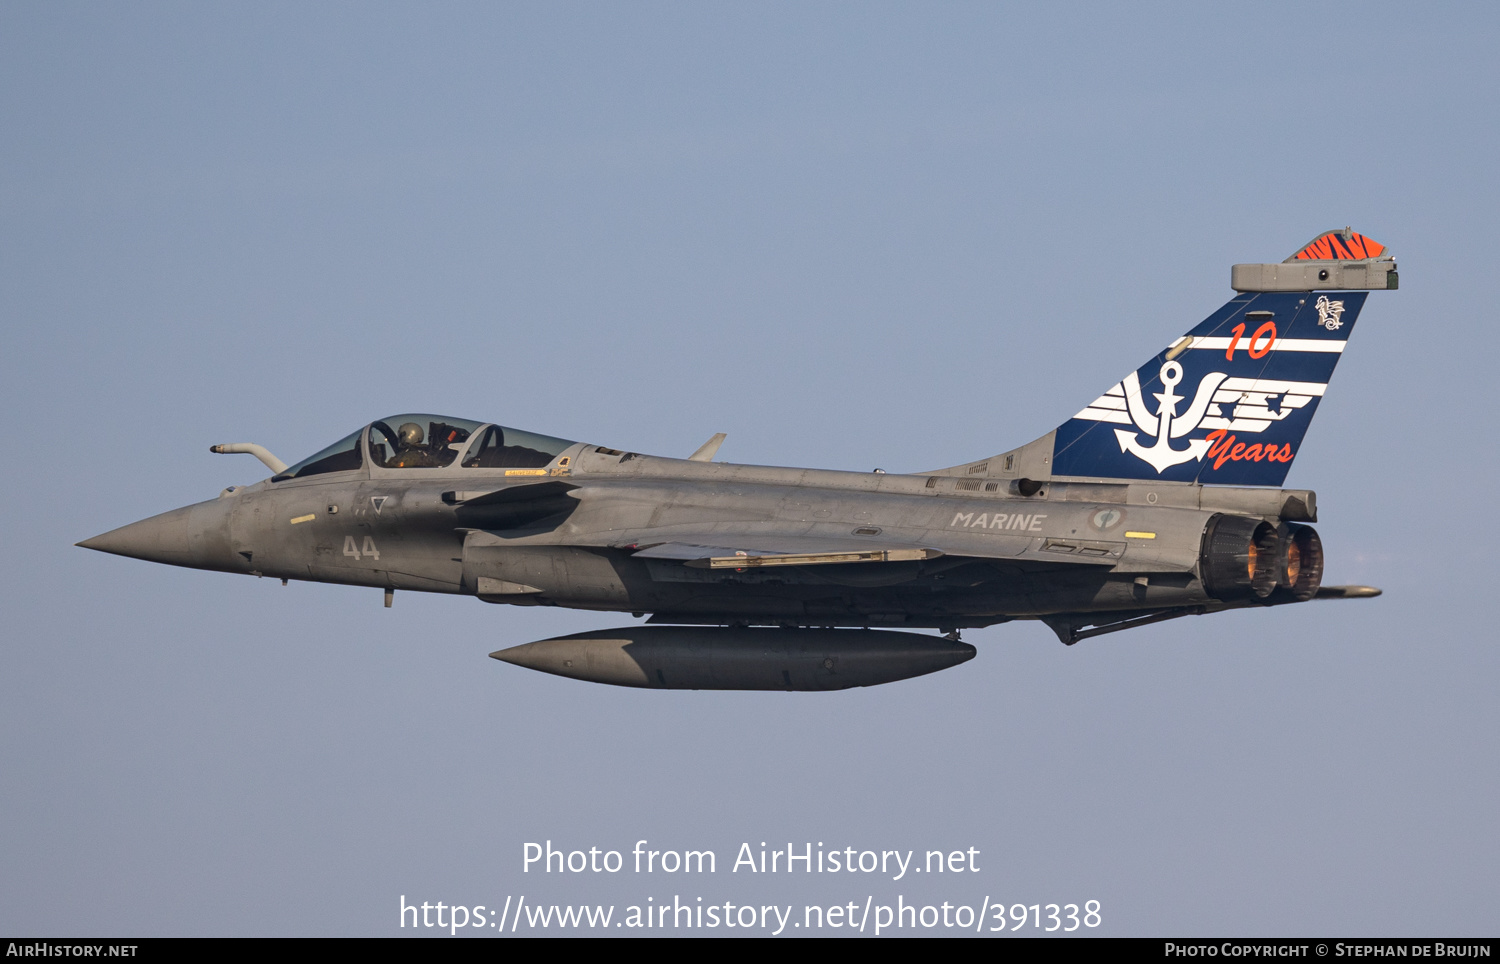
[79,230,1394,690]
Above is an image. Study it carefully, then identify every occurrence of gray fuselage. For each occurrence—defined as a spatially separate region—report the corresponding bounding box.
[88,439,1306,633]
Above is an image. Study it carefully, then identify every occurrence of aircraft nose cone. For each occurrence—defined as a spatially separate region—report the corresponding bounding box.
[78,512,191,565]
[77,502,227,569]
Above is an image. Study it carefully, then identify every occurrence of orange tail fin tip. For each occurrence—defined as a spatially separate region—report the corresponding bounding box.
[1287,228,1387,262]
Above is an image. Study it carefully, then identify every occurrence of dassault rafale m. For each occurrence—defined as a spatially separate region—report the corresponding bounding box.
[80,230,1394,691]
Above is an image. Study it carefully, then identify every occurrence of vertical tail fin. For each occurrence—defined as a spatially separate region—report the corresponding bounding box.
[1043,230,1394,487]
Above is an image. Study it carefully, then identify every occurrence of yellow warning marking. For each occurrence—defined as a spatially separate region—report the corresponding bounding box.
[1124,530,1156,539]
[504,469,549,476]
[290,514,316,525]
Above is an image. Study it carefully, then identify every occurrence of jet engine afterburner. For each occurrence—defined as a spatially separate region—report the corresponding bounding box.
[1201,514,1279,600]
[1276,523,1324,602]
[1200,514,1324,602]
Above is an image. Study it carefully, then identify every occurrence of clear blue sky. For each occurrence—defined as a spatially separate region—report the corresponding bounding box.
[3,2,1495,935]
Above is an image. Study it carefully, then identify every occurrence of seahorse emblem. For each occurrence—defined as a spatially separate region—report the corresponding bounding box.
[1315,295,1346,331]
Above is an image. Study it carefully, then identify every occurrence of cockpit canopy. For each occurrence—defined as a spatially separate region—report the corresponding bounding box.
[369,415,482,469]
[273,414,578,481]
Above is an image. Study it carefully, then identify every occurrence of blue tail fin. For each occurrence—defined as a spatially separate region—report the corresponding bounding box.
[1050,284,1372,487]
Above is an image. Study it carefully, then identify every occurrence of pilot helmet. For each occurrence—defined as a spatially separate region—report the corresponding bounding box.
[397,422,424,448]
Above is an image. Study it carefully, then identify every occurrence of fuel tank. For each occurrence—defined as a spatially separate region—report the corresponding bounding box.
[490,626,976,691]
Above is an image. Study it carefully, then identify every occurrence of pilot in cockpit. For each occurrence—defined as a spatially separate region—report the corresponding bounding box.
[387,422,441,468]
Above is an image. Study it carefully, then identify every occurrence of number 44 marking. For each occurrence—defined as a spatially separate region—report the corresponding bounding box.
[343,535,380,561]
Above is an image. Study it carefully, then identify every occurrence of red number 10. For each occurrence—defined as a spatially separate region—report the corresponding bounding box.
[1226,321,1277,360]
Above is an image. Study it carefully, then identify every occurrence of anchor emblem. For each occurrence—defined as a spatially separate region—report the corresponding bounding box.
[1113,361,1228,474]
